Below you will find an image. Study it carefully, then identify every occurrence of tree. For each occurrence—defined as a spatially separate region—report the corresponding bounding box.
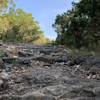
[0,8,44,42]
[53,0,100,49]
[0,1,46,44]
[0,0,15,15]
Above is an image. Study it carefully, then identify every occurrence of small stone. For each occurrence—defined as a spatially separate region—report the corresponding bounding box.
[0,80,3,86]
[0,59,5,69]
[92,75,97,79]
[0,71,9,80]
[87,74,92,79]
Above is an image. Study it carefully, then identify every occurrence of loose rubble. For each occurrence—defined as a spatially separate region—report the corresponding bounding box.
[0,43,100,100]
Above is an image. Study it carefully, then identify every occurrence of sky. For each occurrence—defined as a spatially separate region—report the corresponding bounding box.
[16,0,74,40]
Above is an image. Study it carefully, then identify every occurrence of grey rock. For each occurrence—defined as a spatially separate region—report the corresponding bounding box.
[0,59,6,69]
[0,43,100,100]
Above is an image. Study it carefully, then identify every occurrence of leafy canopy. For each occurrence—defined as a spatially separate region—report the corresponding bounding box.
[0,0,49,44]
[53,0,100,49]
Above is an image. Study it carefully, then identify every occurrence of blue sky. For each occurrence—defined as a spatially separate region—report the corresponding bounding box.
[16,0,74,40]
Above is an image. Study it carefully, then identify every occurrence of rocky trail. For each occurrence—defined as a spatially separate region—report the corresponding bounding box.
[0,43,100,100]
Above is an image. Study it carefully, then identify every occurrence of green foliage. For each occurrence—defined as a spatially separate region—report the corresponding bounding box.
[0,1,47,44]
[33,34,51,45]
[53,0,100,49]
[0,0,15,15]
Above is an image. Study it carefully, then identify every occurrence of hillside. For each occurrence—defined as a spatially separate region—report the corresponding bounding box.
[0,43,100,100]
